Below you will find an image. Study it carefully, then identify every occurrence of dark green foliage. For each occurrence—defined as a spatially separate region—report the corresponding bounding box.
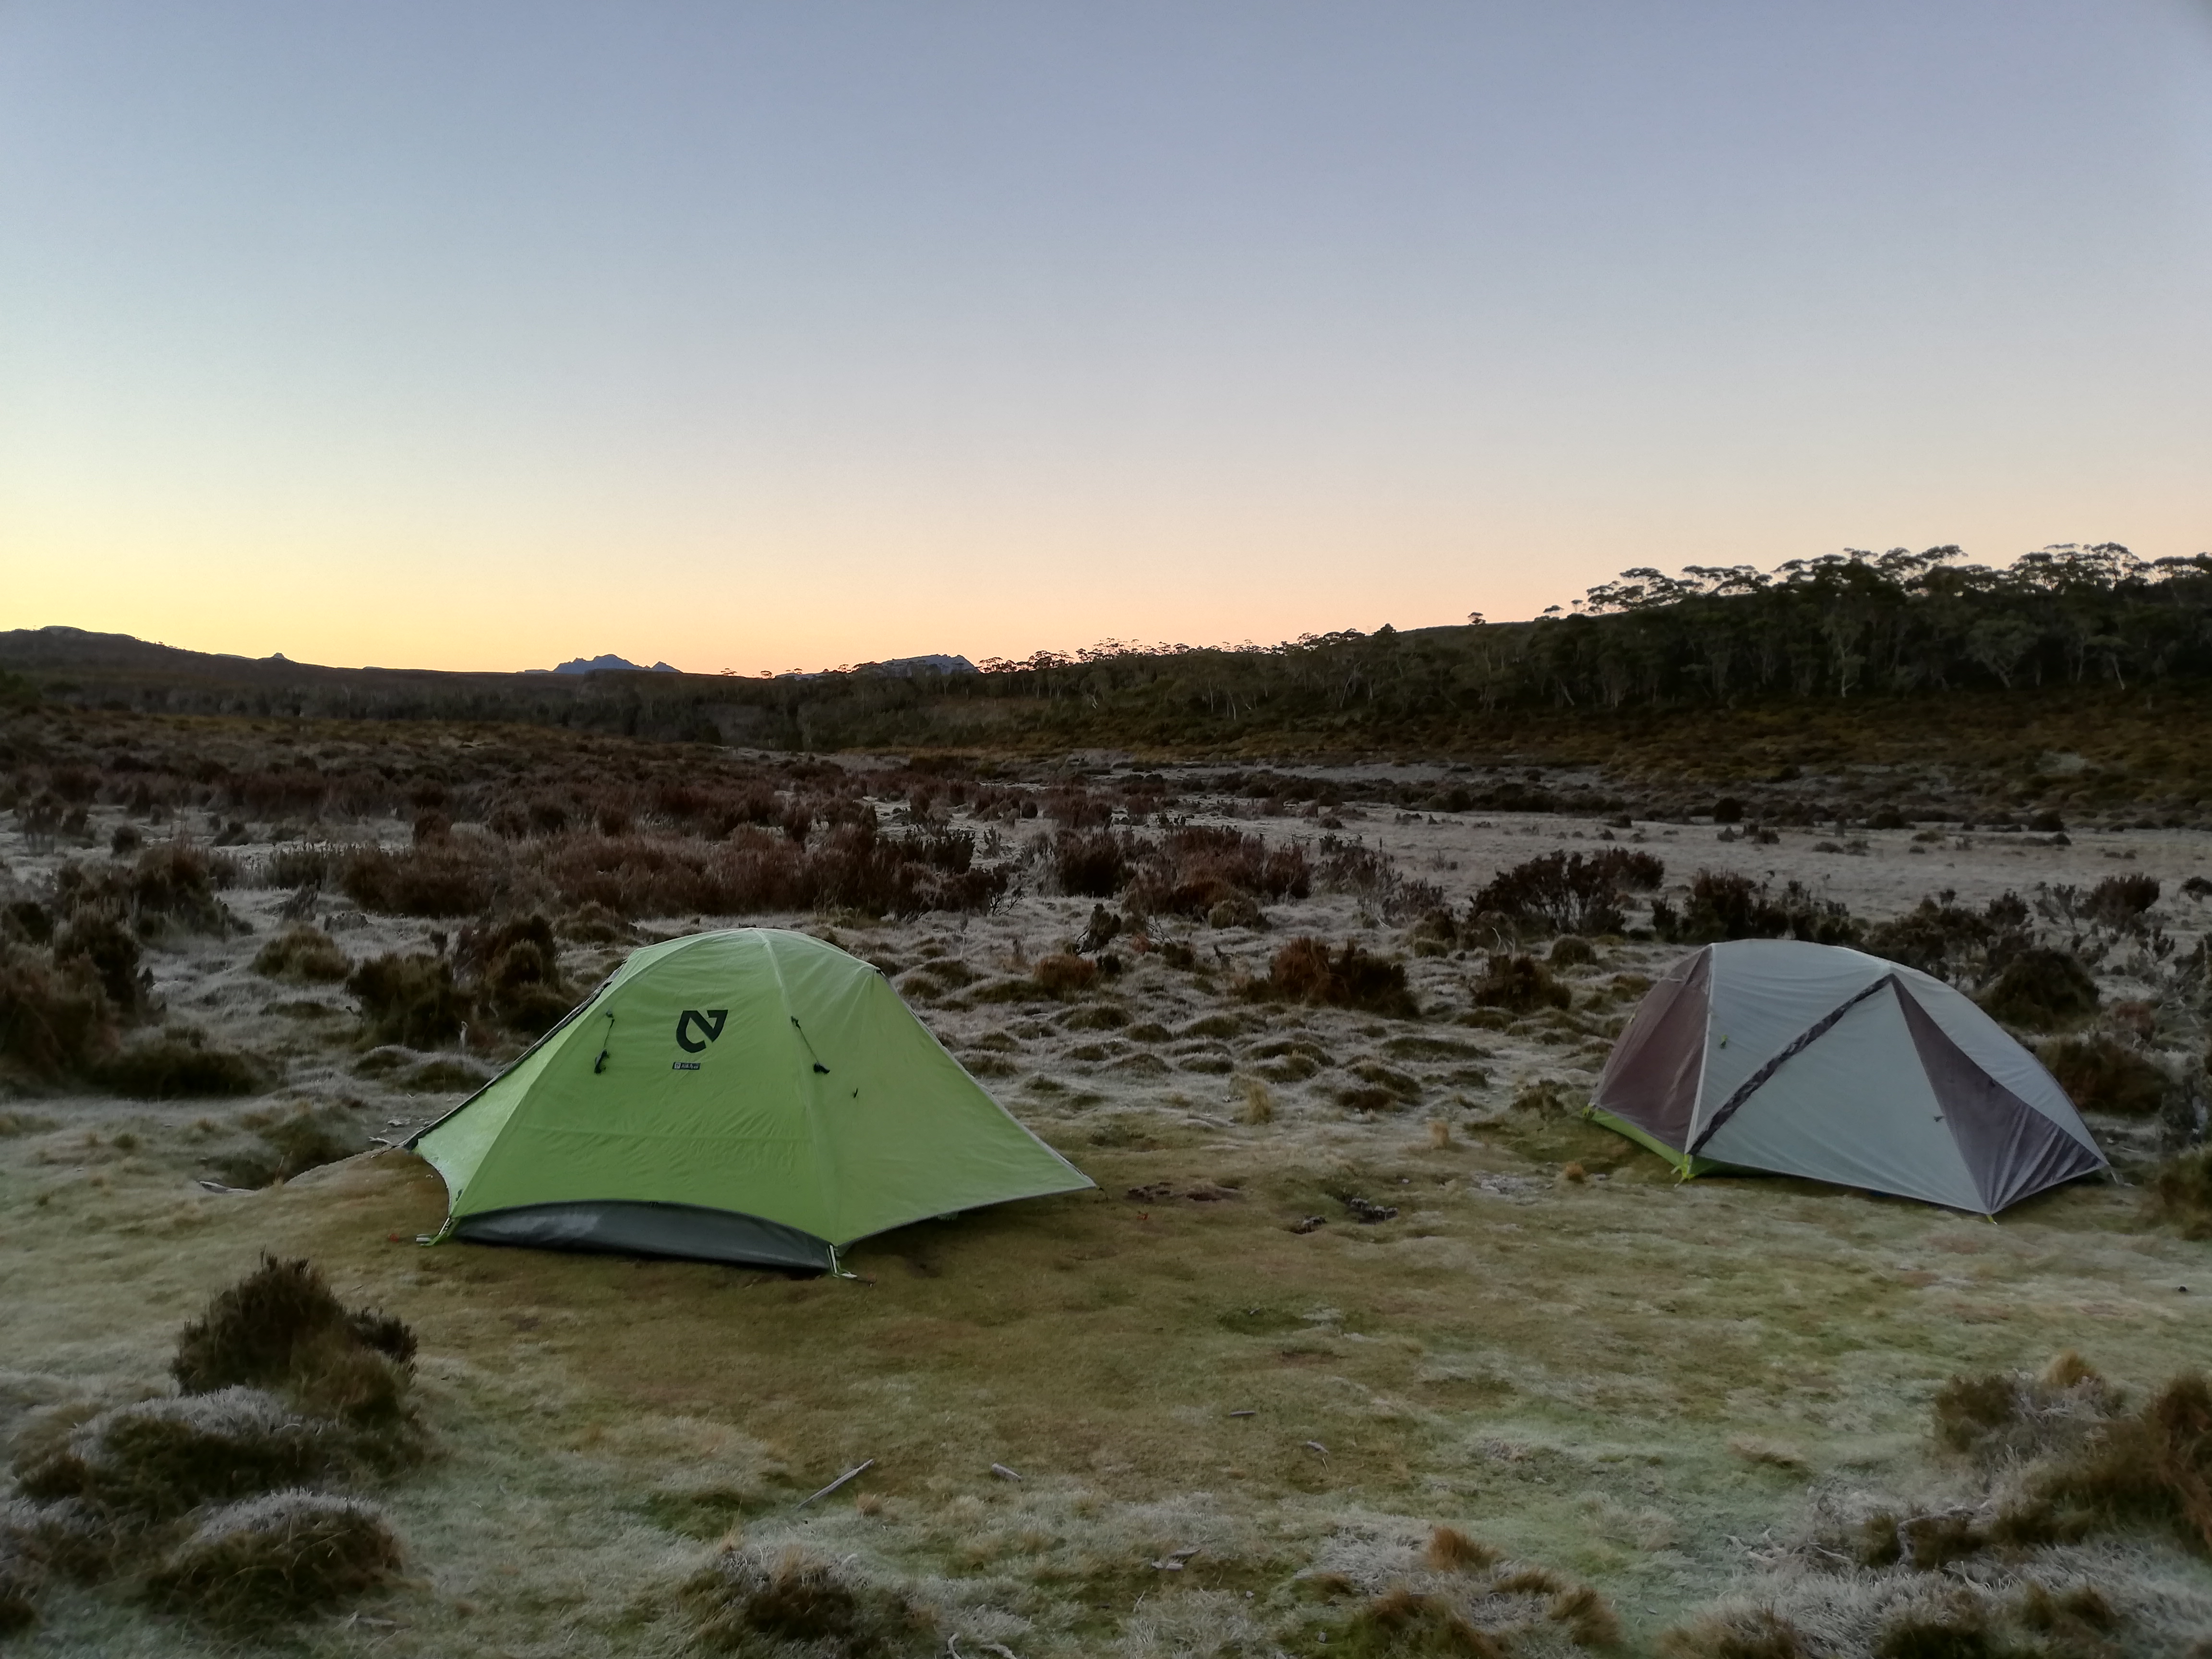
[96,1030,262,1098]
[2040,1034,2170,1117]
[1981,948,2100,1030]
[2149,1146,2212,1239]
[348,952,469,1047]
[1470,953,1572,1013]
[252,925,350,984]
[1470,849,1663,938]
[682,1542,934,1656]
[2083,872,2159,926]
[1862,892,2030,982]
[144,1491,401,1630]
[1250,937,1418,1017]
[1652,871,1857,946]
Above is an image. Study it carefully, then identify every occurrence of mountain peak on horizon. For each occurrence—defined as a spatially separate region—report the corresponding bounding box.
[535,653,679,676]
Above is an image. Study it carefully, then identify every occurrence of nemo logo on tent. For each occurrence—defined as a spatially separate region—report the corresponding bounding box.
[675,1009,728,1053]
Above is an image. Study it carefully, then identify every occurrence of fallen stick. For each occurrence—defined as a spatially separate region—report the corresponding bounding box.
[795,1458,874,1510]
[990,1463,1022,1482]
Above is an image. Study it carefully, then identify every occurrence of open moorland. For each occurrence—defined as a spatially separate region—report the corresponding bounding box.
[2,695,2211,1658]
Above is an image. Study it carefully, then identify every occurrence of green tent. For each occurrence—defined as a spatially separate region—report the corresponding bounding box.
[409,928,1092,1272]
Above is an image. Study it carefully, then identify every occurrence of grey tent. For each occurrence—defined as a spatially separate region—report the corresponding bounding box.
[1590,939,2105,1214]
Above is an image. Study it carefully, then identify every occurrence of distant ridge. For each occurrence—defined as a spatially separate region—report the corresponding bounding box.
[533,654,679,675]
[781,653,978,681]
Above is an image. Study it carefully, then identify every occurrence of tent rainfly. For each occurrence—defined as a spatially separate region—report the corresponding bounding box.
[1589,939,2106,1214]
[409,928,1093,1272]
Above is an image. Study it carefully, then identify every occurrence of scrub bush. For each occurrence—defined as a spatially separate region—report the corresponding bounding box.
[1470,849,1663,938]
[2083,872,2159,927]
[340,840,505,917]
[52,912,147,1014]
[2040,1033,2170,1117]
[457,914,571,1034]
[1470,953,1572,1014]
[1250,938,1417,1018]
[1980,947,2100,1030]
[1052,828,1141,897]
[145,1491,401,1630]
[1125,826,1309,919]
[0,947,114,1079]
[1652,871,1856,946]
[252,925,350,984]
[348,953,469,1047]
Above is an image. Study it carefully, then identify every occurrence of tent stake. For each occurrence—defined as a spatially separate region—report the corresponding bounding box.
[795,1458,874,1511]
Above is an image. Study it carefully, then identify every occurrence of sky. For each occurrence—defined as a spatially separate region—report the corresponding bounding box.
[2,2,2209,676]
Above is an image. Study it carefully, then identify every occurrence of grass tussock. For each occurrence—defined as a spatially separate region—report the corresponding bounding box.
[1657,1606,1815,1659]
[144,1491,401,1630]
[93,1028,263,1099]
[172,1253,417,1431]
[0,1527,43,1635]
[2031,1371,2212,1555]
[1422,1526,1499,1571]
[681,1540,935,1656]
[14,1389,335,1523]
[1249,937,1418,1017]
[1550,1582,1623,1648]
[1340,1584,1508,1658]
[2148,1146,2212,1238]
[251,924,350,984]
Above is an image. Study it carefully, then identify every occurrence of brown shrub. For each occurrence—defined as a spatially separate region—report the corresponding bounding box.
[348,953,470,1047]
[2040,1033,2170,1117]
[1551,1583,1622,1648]
[144,1491,401,1629]
[1251,938,1418,1018]
[457,914,572,1034]
[1126,826,1309,919]
[252,926,350,984]
[2083,872,2160,926]
[340,840,505,917]
[1052,829,1139,897]
[1032,953,1097,997]
[1470,953,1571,1013]
[172,1254,417,1423]
[0,947,115,1079]
[51,912,147,1014]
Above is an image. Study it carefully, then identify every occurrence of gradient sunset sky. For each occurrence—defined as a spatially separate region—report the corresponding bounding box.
[3,2,2209,675]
